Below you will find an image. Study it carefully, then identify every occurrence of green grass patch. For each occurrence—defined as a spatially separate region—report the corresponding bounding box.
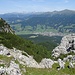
[25,62,75,75]
[0,55,13,67]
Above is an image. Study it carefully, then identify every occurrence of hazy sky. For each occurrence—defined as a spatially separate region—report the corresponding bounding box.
[0,0,75,14]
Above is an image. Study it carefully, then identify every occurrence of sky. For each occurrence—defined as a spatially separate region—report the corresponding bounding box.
[0,0,75,14]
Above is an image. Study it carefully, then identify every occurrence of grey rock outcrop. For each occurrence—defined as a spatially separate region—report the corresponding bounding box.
[0,44,10,55]
[57,59,65,70]
[0,66,6,75]
[10,48,40,68]
[0,61,22,75]
[10,48,54,68]
[68,55,75,68]
[63,55,73,62]
[52,34,75,58]
[0,18,14,34]
[0,44,54,69]
[39,58,54,68]
[69,61,74,68]
[6,61,21,75]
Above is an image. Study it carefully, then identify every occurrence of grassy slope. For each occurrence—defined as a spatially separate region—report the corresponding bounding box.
[0,32,51,62]
[26,68,75,75]
[0,55,13,67]
[26,62,75,75]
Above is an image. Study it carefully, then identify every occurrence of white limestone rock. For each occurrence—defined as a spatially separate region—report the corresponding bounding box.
[0,61,22,75]
[6,61,22,75]
[63,55,73,62]
[52,34,75,58]
[0,66,6,75]
[69,62,74,68]
[18,55,40,68]
[0,44,54,69]
[39,58,54,68]
[71,55,75,62]
[0,18,15,34]
[58,59,65,70]
[0,44,55,69]
[0,44,10,55]
[10,48,40,68]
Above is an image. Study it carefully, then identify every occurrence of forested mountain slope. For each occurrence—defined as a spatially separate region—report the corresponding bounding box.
[0,9,75,34]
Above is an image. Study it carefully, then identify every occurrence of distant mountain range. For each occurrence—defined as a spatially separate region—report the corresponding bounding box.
[0,9,75,34]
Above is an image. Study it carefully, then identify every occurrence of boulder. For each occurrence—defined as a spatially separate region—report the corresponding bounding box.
[39,58,54,68]
[57,59,65,70]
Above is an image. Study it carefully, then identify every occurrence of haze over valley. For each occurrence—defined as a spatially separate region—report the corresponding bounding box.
[0,9,75,35]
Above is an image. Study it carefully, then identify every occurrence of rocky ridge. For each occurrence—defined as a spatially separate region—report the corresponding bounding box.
[0,18,14,34]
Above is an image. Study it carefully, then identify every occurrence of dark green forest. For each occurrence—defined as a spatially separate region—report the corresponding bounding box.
[19,34,62,51]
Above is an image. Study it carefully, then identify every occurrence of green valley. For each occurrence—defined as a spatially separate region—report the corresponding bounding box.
[0,9,75,34]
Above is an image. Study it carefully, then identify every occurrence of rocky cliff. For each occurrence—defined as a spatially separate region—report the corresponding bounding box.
[0,18,14,34]
[52,33,75,58]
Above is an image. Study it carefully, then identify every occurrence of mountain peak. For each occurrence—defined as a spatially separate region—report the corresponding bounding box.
[58,9,75,14]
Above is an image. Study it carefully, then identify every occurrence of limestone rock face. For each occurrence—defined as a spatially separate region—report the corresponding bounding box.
[0,18,14,34]
[52,34,75,58]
